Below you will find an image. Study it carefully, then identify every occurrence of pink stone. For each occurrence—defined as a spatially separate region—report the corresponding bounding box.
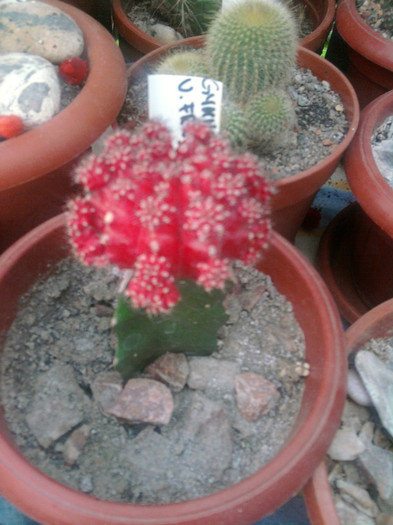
[64,424,90,466]
[145,352,189,392]
[235,372,280,421]
[107,378,174,425]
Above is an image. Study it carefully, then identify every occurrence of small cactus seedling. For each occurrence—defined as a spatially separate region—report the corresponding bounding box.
[246,89,296,152]
[67,120,273,380]
[154,48,209,77]
[150,0,221,37]
[205,0,298,104]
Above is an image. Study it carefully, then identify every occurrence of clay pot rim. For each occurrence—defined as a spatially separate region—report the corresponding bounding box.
[124,38,360,208]
[303,296,393,525]
[112,0,336,54]
[336,0,393,72]
[345,90,393,238]
[0,212,346,524]
[0,0,127,191]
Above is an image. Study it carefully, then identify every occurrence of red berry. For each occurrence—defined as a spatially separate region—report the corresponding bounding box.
[0,115,24,139]
[58,57,88,85]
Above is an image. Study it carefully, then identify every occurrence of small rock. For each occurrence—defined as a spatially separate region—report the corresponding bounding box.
[79,474,94,493]
[0,53,60,129]
[148,23,182,44]
[347,369,373,407]
[327,427,366,461]
[91,370,123,411]
[377,514,393,525]
[355,350,393,438]
[337,479,379,518]
[63,424,90,466]
[145,352,189,392]
[187,357,239,392]
[334,497,375,525]
[25,364,88,448]
[107,378,174,425]
[359,442,393,501]
[235,372,280,421]
[0,0,84,63]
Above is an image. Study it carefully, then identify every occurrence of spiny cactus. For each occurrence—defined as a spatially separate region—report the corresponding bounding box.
[246,89,296,152]
[154,48,209,77]
[221,101,251,150]
[150,0,221,37]
[205,0,298,105]
[67,120,273,380]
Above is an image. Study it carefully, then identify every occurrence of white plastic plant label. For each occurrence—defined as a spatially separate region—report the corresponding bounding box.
[148,74,223,145]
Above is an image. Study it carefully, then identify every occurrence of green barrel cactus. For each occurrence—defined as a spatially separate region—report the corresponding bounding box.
[205,0,298,104]
[154,49,209,77]
[246,89,296,152]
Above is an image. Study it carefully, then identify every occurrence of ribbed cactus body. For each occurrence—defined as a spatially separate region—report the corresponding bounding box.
[206,0,298,104]
[221,101,250,150]
[154,49,209,77]
[246,90,296,152]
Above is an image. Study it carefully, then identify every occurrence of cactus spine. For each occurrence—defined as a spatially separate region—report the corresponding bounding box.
[205,0,298,104]
[246,89,296,152]
[154,49,209,77]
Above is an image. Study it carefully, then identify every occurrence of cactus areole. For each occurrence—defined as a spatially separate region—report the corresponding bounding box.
[67,120,273,378]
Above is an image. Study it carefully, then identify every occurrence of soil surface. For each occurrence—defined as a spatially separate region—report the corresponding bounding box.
[356,0,393,41]
[119,64,349,181]
[1,258,307,504]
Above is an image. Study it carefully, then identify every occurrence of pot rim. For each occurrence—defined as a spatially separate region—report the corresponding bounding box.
[0,212,346,524]
[0,0,127,191]
[336,0,393,72]
[345,89,393,238]
[112,0,336,54]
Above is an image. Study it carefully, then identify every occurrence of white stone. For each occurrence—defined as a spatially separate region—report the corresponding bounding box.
[148,23,183,44]
[0,53,60,129]
[327,427,366,461]
[355,350,393,438]
[0,0,84,63]
[347,368,373,407]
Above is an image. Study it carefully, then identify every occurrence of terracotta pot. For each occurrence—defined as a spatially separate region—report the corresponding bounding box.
[335,0,393,109]
[124,38,360,242]
[0,0,128,253]
[317,90,393,323]
[303,297,393,524]
[0,212,346,525]
[112,0,335,55]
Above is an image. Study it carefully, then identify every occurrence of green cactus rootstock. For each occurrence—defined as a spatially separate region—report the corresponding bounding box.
[205,0,298,104]
[113,279,229,381]
[246,90,296,152]
[151,0,221,37]
[154,49,209,77]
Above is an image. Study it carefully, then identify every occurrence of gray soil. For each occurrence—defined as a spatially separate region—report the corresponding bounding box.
[1,258,307,504]
[119,65,349,181]
[356,0,393,41]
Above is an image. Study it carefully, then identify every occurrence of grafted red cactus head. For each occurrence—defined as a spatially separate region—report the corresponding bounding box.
[67,121,273,314]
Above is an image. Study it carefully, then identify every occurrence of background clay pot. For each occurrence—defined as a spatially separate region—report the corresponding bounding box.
[0,212,346,525]
[335,0,393,109]
[124,37,359,242]
[317,90,393,324]
[112,0,336,55]
[0,0,127,254]
[303,297,393,524]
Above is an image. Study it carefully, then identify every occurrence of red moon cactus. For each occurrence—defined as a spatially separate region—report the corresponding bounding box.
[67,120,273,314]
